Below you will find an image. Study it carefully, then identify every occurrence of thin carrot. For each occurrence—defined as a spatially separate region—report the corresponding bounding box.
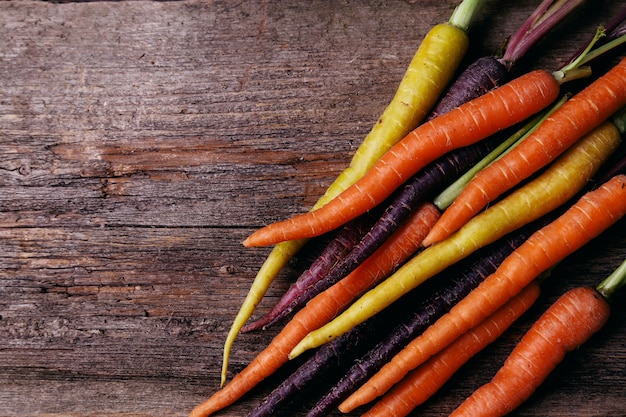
[448,255,626,417]
[289,118,622,364]
[243,68,562,248]
[340,174,626,410]
[422,56,626,247]
[220,0,480,383]
[188,204,439,417]
[360,281,541,417]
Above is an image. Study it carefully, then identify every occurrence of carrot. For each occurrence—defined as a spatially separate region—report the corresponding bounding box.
[243,68,562,248]
[448,256,626,417]
[288,117,622,364]
[188,203,439,417]
[360,281,541,417]
[220,0,480,383]
[340,174,626,410]
[422,56,626,247]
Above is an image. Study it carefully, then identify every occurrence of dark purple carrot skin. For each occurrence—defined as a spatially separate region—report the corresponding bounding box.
[426,56,508,120]
[241,213,377,332]
[305,221,547,417]
[253,135,503,331]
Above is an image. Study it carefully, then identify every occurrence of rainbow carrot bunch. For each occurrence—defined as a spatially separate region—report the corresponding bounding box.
[189,3,626,417]
[220,0,484,384]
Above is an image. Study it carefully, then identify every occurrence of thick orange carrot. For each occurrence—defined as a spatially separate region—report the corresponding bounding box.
[340,174,626,410]
[243,69,561,248]
[188,203,439,417]
[448,286,610,417]
[359,281,541,417]
[422,56,626,246]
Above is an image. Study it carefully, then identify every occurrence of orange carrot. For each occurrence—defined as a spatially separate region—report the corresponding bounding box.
[188,203,439,417]
[340,174,626,410]
[360,281,541,417]
[242,69,561,248]
[422,56,626,246]
[448,285,611,417]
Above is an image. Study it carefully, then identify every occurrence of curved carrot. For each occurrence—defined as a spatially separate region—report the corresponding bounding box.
[188,204,439,417]
[243,69,561,248]
[220,0,478,383]
[340,174,626,410]
[448,286,610,417]
[360,281,541,417]
[289,119,622,363]
[422,56,626,246]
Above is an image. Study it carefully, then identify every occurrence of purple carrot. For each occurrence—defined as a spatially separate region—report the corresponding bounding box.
[249,134,502,331]
[305,220,547,417]
[242,213,377,332]
[428,0,584,120]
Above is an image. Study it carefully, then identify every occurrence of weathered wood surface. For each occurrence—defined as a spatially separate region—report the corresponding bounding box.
[1,1,625,416]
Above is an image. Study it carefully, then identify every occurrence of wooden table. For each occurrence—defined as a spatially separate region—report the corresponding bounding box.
[1,1,625,416]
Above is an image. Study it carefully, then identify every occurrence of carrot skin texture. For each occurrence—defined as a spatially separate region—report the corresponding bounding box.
[290,120,621,363]
[343,174,626,410]
[242,214,375,332]
[361,281,541,417]
[423,56,626,246]
[243,69,561,247]
[221,18,470,383]
[448,286,610,417]
[426,56,508,120]
[188,204,440,417]
[307,222,539,417]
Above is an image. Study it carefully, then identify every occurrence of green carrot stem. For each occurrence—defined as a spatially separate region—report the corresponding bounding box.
[449,0,487,31]
[596,257,626,301]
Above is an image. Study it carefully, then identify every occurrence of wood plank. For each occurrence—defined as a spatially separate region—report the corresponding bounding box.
[1,1,625,416]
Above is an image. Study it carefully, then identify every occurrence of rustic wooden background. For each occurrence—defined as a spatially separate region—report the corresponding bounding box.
[1,1,625,416]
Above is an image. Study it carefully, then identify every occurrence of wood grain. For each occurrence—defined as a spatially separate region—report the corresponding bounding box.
[1,1,625,416]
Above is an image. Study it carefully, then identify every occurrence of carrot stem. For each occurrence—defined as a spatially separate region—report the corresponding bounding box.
[502,0,585,66]
[596,257,626,301]
[449,0,487,31]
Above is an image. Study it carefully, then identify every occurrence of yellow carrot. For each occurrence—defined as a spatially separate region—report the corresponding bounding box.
[220,0,481,385]
[288,119,621,361]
